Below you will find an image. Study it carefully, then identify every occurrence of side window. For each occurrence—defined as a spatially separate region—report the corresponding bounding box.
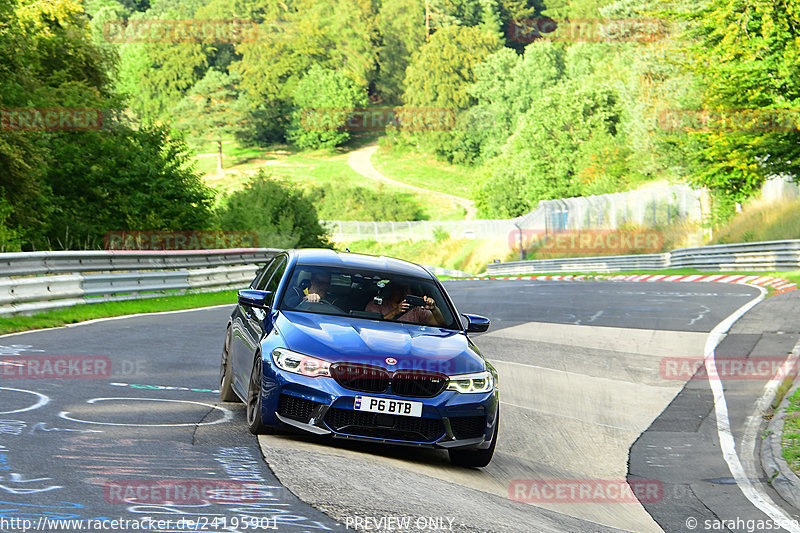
[263,257,287,306]
[253,257,280,290]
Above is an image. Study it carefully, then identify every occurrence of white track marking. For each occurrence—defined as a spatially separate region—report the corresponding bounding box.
[0,387,50,414]
[59,397,233,427]
[0,304,235,339]
[704,286,800,530]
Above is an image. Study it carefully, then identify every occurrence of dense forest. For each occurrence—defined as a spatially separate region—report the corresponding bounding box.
[1,0,798,251]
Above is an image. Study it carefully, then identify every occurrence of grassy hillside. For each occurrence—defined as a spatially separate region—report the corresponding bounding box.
[372,142,485,199]
[340,237,510,275]
[195,137,471,221]
[713,198,800,244]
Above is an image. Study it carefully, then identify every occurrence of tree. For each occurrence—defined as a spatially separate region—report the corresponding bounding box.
[377,0,427,102]
[0,196,21,252]
[232,2,334,142]
[476,80,626,217]
[675,0,800,218]
[325,0,380,89]
[426,0,485,31]
[0,0,219,250]
[444,41,564,163]
[113,11,210,121]
[173,70,247,172]
[216,173,331,249]
[287,64,369,149]
[403,24,502,109]
[41,125,215,249]
[0,0,116,248]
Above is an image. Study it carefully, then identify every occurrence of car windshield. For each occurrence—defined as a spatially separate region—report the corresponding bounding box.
[279,265,459,330]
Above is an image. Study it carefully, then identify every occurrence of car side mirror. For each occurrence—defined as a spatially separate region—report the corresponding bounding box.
[238,290,272,309]
[462,313,490,333]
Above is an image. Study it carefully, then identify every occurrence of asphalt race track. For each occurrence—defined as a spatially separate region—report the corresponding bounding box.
[0,309,344,533]
[1,279,796,533]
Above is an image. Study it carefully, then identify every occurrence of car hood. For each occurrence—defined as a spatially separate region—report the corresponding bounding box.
[274,311,485,375]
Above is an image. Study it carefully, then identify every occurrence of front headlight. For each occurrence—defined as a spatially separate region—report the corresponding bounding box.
[271,348,331,378]
[446,371,495,393]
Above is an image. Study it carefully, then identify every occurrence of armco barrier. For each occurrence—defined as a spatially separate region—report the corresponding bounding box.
[0,249,276,277]
[486,239,800,275]
[0,249,279,316]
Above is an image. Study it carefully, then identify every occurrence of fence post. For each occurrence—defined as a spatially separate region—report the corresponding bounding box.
[652,193,657,226]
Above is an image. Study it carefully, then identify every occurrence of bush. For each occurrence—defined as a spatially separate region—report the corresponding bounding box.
[311,184,427,221]
[216,172,331,249]
[287,65,369,149]
[41,125,215,250]
[0,196,21,252]
[476,81,627,218]
[433,226,450,242]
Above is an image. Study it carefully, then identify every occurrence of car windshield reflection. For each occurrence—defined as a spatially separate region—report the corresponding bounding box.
[279,266,457,330]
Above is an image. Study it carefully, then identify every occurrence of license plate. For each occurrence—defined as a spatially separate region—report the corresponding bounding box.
[354,395,423,417]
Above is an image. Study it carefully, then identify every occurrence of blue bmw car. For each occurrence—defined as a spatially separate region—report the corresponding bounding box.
[220,249,499,467]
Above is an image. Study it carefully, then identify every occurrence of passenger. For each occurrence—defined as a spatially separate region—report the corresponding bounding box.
[365,282,444,326]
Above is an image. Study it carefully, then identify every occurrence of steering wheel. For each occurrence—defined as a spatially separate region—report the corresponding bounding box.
[296,299,341,313]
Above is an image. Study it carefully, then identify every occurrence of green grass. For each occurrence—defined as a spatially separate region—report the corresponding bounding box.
[191,137,282,176]
[340,237,510,274]
[782,387,800,476]
[0,290,238,336]
[372,142,485,200]
[713,197,800,244]
[198,138,466,220]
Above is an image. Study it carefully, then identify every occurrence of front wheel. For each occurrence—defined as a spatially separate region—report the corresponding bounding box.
[448,412,498,468]
[219,328,239,402]
[246,355,267,434]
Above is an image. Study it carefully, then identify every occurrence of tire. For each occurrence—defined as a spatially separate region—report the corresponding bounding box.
[448,412,498,468]
[219,328,239,402]
[246,355,267,434]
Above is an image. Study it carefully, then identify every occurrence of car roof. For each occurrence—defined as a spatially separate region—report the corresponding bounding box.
[290,249,433,278]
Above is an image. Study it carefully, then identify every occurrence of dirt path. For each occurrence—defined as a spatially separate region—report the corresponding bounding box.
[347,144,477,219]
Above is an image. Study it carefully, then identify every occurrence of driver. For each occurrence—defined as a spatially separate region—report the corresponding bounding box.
[283,270,331,308]
[304,272,331,303]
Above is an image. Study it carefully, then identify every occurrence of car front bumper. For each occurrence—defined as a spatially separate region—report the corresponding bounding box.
[260,363,499,450]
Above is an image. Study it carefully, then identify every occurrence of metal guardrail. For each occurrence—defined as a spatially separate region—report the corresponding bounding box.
[0,249,279,316]
[3,240,798,316]
[0,249,276,276]
[486,240,800,275]
[488,254,669,275]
